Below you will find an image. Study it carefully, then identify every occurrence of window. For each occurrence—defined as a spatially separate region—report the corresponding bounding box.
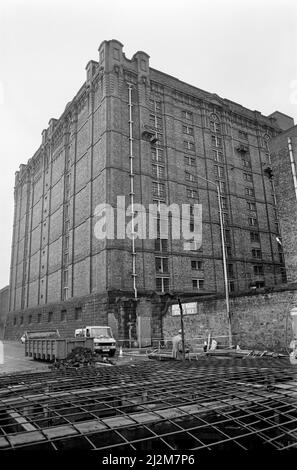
[255,281,265,288]
[182,110,193,121]
[191,260,203,270]
[152,147,164,163]
[250,231,260,243]
[281,267,287,283]
[149,114,162,129]
[156,277,170,293]
[13,317,17,326]
[253,265,264,276]
[150,99,162,113]
[20,316,23,325]
[187,188,198,199]
[64,203,70,220]
[229,280,235,292]
[227,264,234,278]
[245,188,255,197]
[152,164,165,179]
[243,172,253,182]
[155,101,162,113]
[184,156,196,166]
[48,312,53,323]
[252,248,262,259]
[185,172,196,183]
[63,270,68,285]
[210,121,221,133]
[226,246,232,257]
[190,222,194,232]
[238,130,248,140]
[152,182,165,199]
[242,158,251,169]
[64,252,69,265]
[61,310,66,322]
[225,229,231,244]
[211,135,222,147]
[220,197,227,211]
[264,135,270,151]
[218,181,226,194]
[155,257,169,273]
[64,235,69,251]
[248,217,257,226]
[37,313,42,324]
[184,141,195,151]
[192,279,204,290]
[214,165,224,178]
[247,202,256,211]
[65,173,71,190]
[155,238,168,252]
[183,125,194,135]
[212,150,224,162]
[222,212,229,225]
[28,315,32,324]
[75,307,82,321]
[64,220,70,233]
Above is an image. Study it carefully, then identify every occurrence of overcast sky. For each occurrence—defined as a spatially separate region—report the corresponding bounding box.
[0,0,296,288]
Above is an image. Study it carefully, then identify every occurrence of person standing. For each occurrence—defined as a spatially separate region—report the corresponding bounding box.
[172,330,182,359]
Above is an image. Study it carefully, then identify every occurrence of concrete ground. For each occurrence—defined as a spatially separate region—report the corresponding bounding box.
[0,341,149,375]
[0,341,50,375]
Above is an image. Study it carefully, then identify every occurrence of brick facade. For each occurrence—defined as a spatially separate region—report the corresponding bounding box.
[270,125,297,282]
[0,286,9,339]
[6,40,292,342]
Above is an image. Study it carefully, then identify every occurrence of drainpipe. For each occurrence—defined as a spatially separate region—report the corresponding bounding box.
[128,84,138,300]
[288,137,297,202]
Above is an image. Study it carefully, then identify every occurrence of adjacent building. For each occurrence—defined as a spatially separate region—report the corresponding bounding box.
[270,122,297,282]
[0,286,9,339]
[5,40,293,342]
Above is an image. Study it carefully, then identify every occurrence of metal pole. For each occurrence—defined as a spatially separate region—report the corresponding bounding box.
[195,174,232,348]
[216,185,232,349]
[177,297,185,361]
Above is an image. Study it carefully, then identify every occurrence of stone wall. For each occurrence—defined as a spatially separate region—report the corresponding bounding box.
[163,285,297,352]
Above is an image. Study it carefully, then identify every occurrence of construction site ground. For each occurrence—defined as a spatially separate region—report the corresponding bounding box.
[0,342,297,460]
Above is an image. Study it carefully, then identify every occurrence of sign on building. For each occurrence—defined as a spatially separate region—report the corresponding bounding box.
[171,302,198,316]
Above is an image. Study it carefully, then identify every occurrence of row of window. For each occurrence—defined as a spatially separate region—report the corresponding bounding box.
[13,307,82,326]
[150,108,251,146]
[155,277,204,293]
[155,257,204,274]
[156,266,266,294]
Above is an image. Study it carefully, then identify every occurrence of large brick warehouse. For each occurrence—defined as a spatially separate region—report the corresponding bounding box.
[5,39,294,343]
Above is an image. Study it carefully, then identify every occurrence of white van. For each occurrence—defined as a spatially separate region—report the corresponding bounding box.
[75,326,116,357]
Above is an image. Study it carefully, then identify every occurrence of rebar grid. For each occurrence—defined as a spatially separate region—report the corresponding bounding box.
[0,358,297,451]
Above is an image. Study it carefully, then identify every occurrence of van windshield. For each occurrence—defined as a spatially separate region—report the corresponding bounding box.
[89,327,112,338]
